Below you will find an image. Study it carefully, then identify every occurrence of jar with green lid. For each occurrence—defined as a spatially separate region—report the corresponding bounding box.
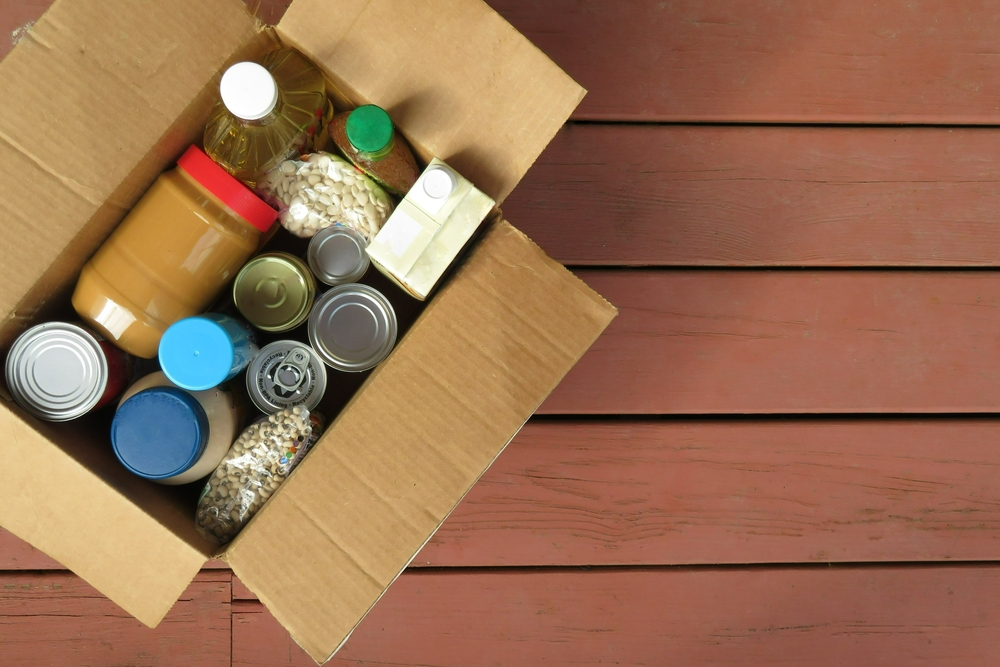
[329,104,421,196]
[233,252,316,332]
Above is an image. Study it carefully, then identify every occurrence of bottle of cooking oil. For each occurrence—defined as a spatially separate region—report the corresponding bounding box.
[204,48,332,188]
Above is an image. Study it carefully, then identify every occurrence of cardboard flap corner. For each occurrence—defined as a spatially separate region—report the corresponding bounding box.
[0,403,210,627]
[277,0,585,205]
[226,220,615,662]
[0,0,261,346]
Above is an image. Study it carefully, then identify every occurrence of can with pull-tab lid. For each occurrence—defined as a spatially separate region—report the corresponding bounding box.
[6,322,131,421]
[246,340,327,414]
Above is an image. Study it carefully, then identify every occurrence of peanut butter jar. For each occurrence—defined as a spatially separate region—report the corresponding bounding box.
[73,146,277,358]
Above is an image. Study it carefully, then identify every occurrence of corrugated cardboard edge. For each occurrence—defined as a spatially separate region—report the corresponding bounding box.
[226,220,616,663]
[0,405,209,626]
[276,0,586,204]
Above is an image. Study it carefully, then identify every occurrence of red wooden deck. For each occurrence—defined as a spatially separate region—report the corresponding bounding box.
[5,0,1000,664]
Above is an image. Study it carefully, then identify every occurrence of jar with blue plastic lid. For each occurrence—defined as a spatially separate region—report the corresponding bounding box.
[111,371,239,485]
[158,313,259,391]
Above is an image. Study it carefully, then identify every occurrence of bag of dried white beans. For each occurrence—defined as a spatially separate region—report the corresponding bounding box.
[195,406,324,545]
[257,152,394,241]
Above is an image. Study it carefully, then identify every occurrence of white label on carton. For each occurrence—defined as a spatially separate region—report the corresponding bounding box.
[382,212,424,258]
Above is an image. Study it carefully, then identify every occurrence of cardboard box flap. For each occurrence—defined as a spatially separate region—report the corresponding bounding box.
[0,404,209,626]
[227,221,616,662]
[0,0,261,345]
[277,0,585,205]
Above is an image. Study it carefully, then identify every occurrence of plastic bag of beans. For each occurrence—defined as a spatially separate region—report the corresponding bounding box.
[195,406,324,545]
[257,152,394,240]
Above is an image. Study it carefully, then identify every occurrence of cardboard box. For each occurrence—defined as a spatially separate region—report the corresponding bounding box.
[0,0,616,662]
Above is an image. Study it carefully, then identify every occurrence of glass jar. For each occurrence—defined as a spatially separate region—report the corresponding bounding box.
[72,146,277,359]
[330,104,420,196]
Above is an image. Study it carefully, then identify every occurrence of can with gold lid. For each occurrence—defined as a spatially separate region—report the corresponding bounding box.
[233,252,316,332]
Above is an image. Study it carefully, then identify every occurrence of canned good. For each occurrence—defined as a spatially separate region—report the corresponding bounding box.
[6,322,130,421]
[306,225,370,286]
[308,284,397,372]
[159,313,259,391]
[233,252,316,332]
[246,340,328,413]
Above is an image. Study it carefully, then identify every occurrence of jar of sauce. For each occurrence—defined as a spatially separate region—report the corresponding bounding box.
[72,146,278,359]
[111,371,240,485]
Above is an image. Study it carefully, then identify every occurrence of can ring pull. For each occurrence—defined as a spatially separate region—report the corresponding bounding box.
[273,347,311,393]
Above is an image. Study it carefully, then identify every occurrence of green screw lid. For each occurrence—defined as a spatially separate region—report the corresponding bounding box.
[233,253,316,332]
[346,105,394,153]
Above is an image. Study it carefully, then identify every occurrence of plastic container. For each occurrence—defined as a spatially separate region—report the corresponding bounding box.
[72,146,277,359]
[330,105,420,196]
[196,407,324,545]
[111,371,240,485]
[307,225,370,286]
[246,340,327,414]
[159,314,259,391]
[233,252,316,332]
[6,322,131,421]
[204,48,333,187]
[308,284,397,372]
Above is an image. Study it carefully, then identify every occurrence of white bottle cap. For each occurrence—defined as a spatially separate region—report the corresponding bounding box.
[219,62,278,121]
[422,166,456,201]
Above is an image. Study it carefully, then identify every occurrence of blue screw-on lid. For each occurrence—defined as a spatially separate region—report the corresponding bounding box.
[159,316,235,391]
[111,387,209,480]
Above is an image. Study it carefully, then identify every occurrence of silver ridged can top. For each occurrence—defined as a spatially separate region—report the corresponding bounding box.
[6,322,109,421]
[246,340,327,414]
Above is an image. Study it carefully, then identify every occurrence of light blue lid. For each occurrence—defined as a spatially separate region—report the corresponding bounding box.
[111,387,209,480]
[159,316,235,391]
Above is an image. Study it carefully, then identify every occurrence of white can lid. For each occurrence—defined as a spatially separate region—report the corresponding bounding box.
[219,62,278,121]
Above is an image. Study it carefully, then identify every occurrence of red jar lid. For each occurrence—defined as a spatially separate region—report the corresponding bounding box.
[176,146,277,232]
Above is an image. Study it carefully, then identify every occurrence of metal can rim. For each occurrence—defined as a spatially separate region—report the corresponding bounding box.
[246,340,328,414]
[306,225,371,287]
[307,283,397,373]
[233,252,316,332]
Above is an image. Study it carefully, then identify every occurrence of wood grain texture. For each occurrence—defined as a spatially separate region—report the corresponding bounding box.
[0,570,231,667]
[233,567,1000,666]
[543,270,1000,414]
[418,420,1000,566]
[492,0,1000,122]
[507,124,1000,266]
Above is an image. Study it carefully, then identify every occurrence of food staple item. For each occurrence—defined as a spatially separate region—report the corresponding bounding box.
[195,407,324,545]
[72,146,277,358]
[308,284,397,372]
[111,371,240,485]
[6,322,131,421]
[306,225,370,286]
[366,158,494,300]
[258,152,393,240]
[159,314,259,391]
[233,252,316,332]
[204,48,332,187]
[330,105,420,196]
[246,341,327,414]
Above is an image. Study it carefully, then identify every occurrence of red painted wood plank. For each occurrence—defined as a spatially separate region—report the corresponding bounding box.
[233,566,1000,666]
[0,570,231,666]
[508,124,1000,266]
[542,270,1000,414]
[492,0,1000,123]
[418,420,1000,566]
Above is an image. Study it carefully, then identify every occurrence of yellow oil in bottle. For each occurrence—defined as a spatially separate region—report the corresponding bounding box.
[204,48,332,188]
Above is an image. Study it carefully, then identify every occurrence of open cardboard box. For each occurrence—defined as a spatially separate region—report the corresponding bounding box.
[0,0,616,662]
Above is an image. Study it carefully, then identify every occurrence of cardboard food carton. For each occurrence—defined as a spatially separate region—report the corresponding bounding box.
[0,0,616,662]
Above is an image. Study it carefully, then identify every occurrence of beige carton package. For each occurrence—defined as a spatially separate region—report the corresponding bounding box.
[0,0,616,662]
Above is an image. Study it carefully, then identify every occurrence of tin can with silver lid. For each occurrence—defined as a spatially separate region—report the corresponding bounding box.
[246,340,328,414]
[307,225,370,286]
[6,322,130,421]
[308,284,397,372]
